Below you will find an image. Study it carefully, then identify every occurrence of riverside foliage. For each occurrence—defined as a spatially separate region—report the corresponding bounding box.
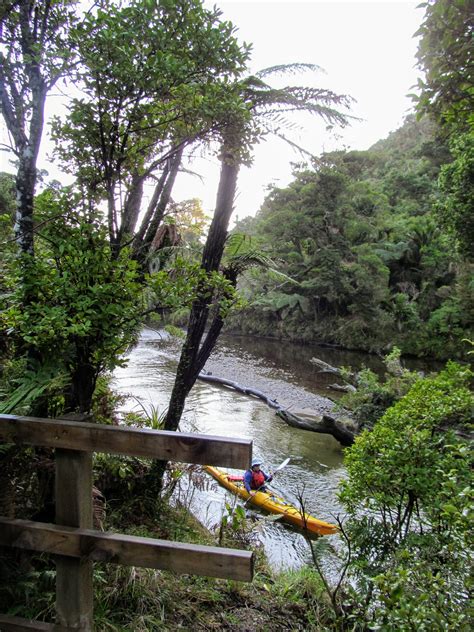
[339,362,473,630]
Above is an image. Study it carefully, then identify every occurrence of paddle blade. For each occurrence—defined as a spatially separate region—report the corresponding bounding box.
[274,457,290,473]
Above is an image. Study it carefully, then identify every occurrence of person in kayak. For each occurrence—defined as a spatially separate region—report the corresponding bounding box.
[244,459,273,495]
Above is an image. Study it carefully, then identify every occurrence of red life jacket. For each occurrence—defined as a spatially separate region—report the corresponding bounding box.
[251,470,265,489]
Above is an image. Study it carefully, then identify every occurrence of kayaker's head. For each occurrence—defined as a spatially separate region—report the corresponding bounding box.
[251,459,261,471]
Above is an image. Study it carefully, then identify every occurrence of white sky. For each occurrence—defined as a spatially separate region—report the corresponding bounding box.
[178,0,424,222]
[1,1,424,223]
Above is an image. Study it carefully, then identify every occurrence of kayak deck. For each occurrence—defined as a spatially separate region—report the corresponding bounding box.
[204,465,338,537]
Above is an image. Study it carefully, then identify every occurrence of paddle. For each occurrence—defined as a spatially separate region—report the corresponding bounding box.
[244,457,290,506]
[272,457,291,476]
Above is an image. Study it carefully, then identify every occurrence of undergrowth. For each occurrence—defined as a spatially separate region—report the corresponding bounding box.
[1,501,335,631]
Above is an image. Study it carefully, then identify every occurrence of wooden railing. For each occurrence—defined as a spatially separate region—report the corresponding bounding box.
[0,414,254,631]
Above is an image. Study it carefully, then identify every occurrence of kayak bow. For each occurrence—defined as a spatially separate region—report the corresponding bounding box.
[204,465,338,537]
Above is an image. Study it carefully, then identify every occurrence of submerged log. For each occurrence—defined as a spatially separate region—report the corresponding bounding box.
[198,372,356,446]
[309,357,341,374]
[276,409,355,447]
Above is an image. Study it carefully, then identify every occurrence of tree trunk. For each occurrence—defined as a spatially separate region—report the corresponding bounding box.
[107,184,118,254]
[138,146,183,266]
[66,362,97,415]
[148,141,239,497]
[133,164,170,257]
[164,148,239,433]
[118,172,145,244]
[14,149,37,257]
[276,410,355,446]
[13,78,47,258]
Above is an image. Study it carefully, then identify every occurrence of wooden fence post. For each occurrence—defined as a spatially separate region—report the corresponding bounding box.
[55,448,93,631]
[0,413,254,630]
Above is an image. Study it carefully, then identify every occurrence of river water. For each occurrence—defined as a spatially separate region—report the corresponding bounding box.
[113,328,386,571]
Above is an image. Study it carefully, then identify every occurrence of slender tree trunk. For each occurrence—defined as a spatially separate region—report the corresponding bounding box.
[107,185,118,252]
[133,164,170,253]
[164,147,239,432]
[118,172,145,244]
[3,5,48,258]
[13,79,47,257]
[14,147,37,256]
[141,147,184,260]
[148,141,240,497]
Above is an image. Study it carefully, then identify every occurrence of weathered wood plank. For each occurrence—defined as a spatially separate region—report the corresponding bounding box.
[0,415,252,468]
[0,519,254,582]
[55,449,93,631]
[0,614,54,631]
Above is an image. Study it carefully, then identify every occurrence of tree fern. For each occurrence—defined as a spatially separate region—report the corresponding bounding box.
[256,63,324,79]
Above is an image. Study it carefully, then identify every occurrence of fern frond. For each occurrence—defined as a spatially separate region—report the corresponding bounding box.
[246,84,355,129]
[225,232,253,257]
[265,268,301,286]
[223,250,274,277]
[0,363,68,415]
[256,63,324,79]
[271,132,315,158]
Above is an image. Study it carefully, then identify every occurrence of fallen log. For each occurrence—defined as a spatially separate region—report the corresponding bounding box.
[328,383,357,393]
[197,373,281,409]
[310,357,357,386]
[198,372,356,447]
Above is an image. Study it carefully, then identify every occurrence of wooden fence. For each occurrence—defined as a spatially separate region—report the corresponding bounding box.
[0,413,254,631]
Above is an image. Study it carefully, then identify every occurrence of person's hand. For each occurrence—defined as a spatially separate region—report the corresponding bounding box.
[250,490,256,496]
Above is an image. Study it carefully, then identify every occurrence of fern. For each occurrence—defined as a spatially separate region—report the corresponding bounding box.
[0,363,68,415]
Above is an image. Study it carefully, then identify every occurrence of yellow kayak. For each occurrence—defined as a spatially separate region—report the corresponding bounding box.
[204,465,338,536]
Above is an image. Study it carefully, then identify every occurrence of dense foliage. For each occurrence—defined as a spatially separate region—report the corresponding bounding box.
[414,0,473,259]
[414,0,473,133]
[339,362,473,629]
[1,189,143,414]
[230,116,473,359]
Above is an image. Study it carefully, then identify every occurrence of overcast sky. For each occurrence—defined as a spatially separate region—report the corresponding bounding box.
[1,1,424,223]
[181,0,423,222]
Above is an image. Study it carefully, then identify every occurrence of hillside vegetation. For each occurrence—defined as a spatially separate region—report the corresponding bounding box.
[230,116,473,359]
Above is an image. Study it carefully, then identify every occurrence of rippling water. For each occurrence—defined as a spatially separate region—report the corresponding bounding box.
[113,328,354,571]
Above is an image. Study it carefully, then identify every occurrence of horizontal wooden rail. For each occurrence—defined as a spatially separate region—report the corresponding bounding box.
[0,519,254,582]
[0,615,56,631]
[0,414,252,469]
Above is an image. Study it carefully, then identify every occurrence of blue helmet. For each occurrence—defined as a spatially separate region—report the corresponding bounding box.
[251,459,261,467]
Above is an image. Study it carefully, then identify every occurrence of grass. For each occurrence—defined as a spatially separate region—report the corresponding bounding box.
[103,510,337,631]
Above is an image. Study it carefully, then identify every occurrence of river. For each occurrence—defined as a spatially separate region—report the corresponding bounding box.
[113,328,387,571]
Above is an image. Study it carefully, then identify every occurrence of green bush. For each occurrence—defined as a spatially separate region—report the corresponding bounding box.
[339,362,473,629]
[339,347,421,429]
